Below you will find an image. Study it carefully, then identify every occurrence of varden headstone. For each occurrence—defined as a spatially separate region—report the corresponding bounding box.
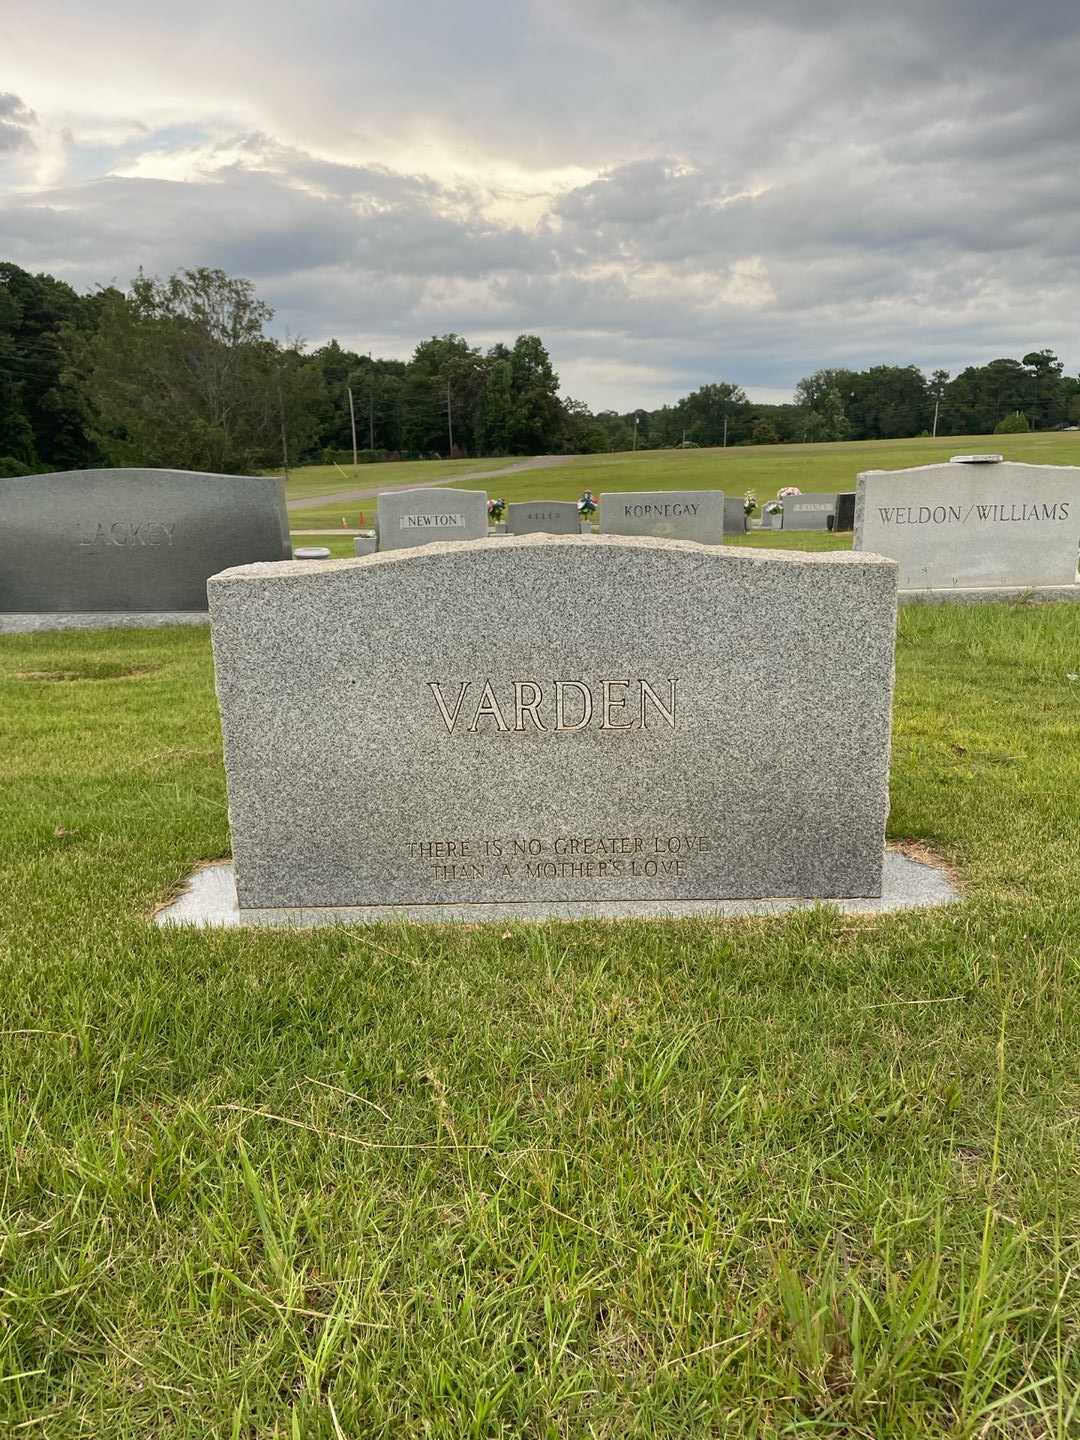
[376,487,487,551]
[209,536,898,919]
[854,459,1080,591]
[600,490,725,544]
[0,468,290,613]
[506,501,580,535]
[782,492,838,531]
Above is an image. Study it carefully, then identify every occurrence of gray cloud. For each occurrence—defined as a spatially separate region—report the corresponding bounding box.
[2,2,1080,408]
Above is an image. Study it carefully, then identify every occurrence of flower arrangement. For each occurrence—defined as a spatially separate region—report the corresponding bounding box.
[777,485,802,499]
[743,491,757,516]
[487,496,507,522]
[577,490,597,519]
[764,500,783,515]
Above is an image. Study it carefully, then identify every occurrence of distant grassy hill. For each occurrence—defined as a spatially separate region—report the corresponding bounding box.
[284,432,1079,531]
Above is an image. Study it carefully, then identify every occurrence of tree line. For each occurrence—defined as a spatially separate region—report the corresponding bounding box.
[2,260,1078,476]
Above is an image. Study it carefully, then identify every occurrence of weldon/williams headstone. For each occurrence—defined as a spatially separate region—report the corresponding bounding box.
[854,458,1080,591]
[782,492,838,531]
[599,490,725,544]
[506,501,580,535]
[208,535,898,920]
[376,487,487,551]
[0,468,290,613]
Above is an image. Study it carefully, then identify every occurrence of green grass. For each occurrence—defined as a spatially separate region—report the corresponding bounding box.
[1,605,1079,1436]
[285,432,1080,531]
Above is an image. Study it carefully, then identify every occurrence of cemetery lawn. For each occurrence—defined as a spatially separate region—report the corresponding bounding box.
[284,430,1080,529]
[2,604,1080,1437]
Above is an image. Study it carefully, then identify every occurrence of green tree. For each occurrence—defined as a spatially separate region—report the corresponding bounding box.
[71,268,319,473]
[507,335,563,453]
[994,410,1030,433]
[751,419,779,444]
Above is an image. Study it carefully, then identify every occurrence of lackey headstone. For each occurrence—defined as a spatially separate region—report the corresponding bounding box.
[782,492,838,531]
[376,487,487,551]
[600,490,725,544]
[854,459,1080,590]
[0,468,290,613]
[506,501,580,535]
[209,536,898,917]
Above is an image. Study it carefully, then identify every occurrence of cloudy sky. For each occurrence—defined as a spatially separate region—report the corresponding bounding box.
[3,0,1078,409]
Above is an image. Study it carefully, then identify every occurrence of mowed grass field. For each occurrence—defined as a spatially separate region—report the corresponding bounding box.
[2,576,1080,1427]
[285,431,1080,534]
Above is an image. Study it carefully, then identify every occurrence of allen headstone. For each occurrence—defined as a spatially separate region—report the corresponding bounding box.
[599,490,725,544]
[209,536,898,919]
[506,501,580,535]
[376,487,487,551]
[854,459,1080,590]
[0,468,290,613]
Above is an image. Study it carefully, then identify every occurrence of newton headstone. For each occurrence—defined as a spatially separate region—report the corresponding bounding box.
[854,459,1080,590]
[209,536,898,920]
[0,468,290,613]
[376,487,487,551]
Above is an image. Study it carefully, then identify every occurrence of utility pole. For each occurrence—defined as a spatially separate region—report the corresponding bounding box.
[932,397,940,438]
[723,413,728,448]
[368,383,375,451]
[633,415,639,451]
[277,377,289,482]
[446,379,454,457]
[347,385,358,466]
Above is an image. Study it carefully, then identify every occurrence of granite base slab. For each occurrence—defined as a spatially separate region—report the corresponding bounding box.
[1,611,212,634]
[897,585,1080,606]
[155,850,958,929]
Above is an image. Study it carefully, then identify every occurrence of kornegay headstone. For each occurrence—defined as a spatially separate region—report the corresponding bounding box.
[376,487,487,551]
[506,501,579,535]
[854,460,1080,590]
[0,468,290,613]
[599,490,724,544]
[783,492,838,531]
[209,536,898,918]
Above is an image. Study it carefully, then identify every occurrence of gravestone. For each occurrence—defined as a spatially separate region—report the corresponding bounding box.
[0,468,290,613]
[854,459,1080,590]
[294,546,331,560]
[782,492,838,531]
[599,491,725,544]
[376,487,487,551]
[724,496,748,536]
[506,501,580,535]
[209,535,898,918]
[833,492,856,533]
[353,533,377,557]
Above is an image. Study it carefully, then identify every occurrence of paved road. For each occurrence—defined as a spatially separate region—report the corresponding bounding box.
[286,454,574,512]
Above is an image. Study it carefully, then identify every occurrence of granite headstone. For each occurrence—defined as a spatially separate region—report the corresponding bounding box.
[782,492,838,531]
[833,492,856,533]
[209,535,898,918]
[599,490,725,544]
[376,487,487,551]
[854,459,1080,590]
[724,496,748,536]
[0,468,290,613]
[506,501,580,535]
